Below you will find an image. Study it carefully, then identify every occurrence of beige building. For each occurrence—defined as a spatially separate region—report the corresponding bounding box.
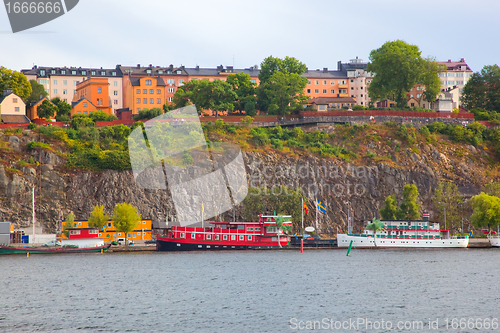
[0,89,30,123]
[22,66,123,114]
[437,58,473,108]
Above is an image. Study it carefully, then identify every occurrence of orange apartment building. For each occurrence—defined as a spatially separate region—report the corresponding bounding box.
[124,76,166,114]
[72,77,112,116]
[60,219,152,243]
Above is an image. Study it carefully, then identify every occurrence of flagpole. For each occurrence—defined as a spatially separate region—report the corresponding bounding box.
[301,197,304,233]
[315,197,318,230]
[202,203,204,229]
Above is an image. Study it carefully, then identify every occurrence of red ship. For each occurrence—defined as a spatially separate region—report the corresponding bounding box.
[156,215,291,251]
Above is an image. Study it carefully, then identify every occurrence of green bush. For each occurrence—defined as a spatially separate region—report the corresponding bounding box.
[420,126,430,137]
[27,141,52,150]
[182,151,194,166]
[270,138,283,150]
[250,128,270,146]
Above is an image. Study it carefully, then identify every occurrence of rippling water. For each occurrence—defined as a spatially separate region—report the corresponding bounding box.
[1,248,499,332]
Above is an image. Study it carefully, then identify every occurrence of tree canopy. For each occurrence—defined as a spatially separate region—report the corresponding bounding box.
[226,72,257,114]
[432,181,464,232]
[0,67,32,101]
[367,40,442,108]
[63,212,75,238]
[379,184,421,220]
[88,205,110,230]
[26,80,48,104]
[112,203,141,248]
[51,97,72,121]
[470,192,500,230]
[462,65,500,112]
[37,100,57,120]
[256,56,308,114]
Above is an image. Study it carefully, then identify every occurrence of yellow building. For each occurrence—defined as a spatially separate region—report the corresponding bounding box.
[124,76,166,115]
[60,219,152,242]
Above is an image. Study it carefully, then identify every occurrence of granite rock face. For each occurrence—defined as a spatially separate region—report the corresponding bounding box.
[0,140,491,234]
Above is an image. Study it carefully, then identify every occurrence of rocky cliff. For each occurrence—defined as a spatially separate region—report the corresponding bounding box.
[0,127,493,234]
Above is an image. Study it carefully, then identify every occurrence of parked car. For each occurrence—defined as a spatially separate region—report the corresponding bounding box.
[145,239,157,244]
[117,238,133,245]
[42,240,61,247]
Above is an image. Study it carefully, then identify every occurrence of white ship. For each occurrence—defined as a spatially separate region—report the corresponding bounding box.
[489,235,500,247]
[337,216,469,248]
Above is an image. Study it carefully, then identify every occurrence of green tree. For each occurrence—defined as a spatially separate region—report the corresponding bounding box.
[274,215,292,248]
[26,80,48,104]
[257,56,307,112]
[88,205,110,231]
[367,40,442,108]
[379,195,398,219]
[484,182,500,198]
[51,97,72,121]
[112,203,141,249]
[462,65,500,111]
[470,192,500,231]
[432,181,464,233]
[0,67,32,101]
[226,72,257,113]
[258,71,307,115]
[396,184,421,220]
[365,218,385,247]
[62,212,75,238]
[37,99,57,120]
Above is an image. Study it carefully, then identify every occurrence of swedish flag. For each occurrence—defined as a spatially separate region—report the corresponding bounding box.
[316,199,327,213]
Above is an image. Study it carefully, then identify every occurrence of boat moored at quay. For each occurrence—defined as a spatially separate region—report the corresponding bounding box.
[337,215,469,248]
[156,215,291,251]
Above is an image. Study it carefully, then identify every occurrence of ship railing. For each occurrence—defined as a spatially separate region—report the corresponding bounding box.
[451,236,469,239]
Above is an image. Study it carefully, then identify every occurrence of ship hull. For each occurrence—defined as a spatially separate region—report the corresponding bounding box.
[156,237,288,251]
[0,244,111,255]
[337,234,469,248]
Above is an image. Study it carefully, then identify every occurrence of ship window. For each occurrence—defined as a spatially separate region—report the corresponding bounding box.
[238,225,245,229]
[180,233,185,238]
[132,233,136,238]
[206,234,211,240]
[239,235,244,241]
[215,235,219,240]
[231,235,236,241]
[223,235,228,240]
[247,227,253,231]
[70,230,81,235]
[191,233,195,239]
[255,227,261,231]
[248,235,252,241]
[89,230,98,234]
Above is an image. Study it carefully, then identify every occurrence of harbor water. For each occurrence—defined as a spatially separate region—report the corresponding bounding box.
[1,248,499,332]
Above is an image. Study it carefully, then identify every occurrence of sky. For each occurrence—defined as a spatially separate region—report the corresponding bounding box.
[0,0,499,73]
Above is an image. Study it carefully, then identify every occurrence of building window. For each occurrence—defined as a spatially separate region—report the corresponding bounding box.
[114,81,118,86]
[251,79,256,83]
[91,71,96,76]
[307,80,311,84]
[150,98,154,104]
[176,70,182,75]
[323,80,327,85]
[136,98,141,103]
[77,111,81,114]
[307,89,311,93]
[157,98,161,104]
[315,80,319,85]
[96,99,100,105]
[314,89,319,94]
[61,70,66,75]
[39,69,46,76]
[137,108,140,112]
[136,89,140,94]
[323,89,327,94]
[179,79,184,85]
[100,71,105,76]
[143,89,147,94]
[83,102,87,107]
[82,71,86,75]
[168,97,173,102]
[330,80,335,85]
[158,70,163,74]
[14,107,20,111]
[112,72,116,76]
[74,80,79,85]
[63,80,67,85]
[72,71,76,75]
[38,79,48,85]
[53,80,57,85]
[167,79,175,84]
[63,89,67,94]
[331,89,335,94]
[83,111,88,115]
[114,100,118,105]
[53,89,57,94]
[149,89,154,94]
[168,88,175,93]
[143,98,147,103]
[12,98,18,103]
[50,70,55,74]
[98,87,102,93]
[145,79,152,85]
[157,89,161,94]
[351,87,354,90]
[114,91,118,96]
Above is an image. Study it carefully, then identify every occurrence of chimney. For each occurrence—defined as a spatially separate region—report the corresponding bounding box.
[323,67,328,73]
[448,59,451,63]
[460,58,465,62]
[196,65,199,70]
[149,64,152,68]
[137,64,141,68]
[305,67,308,73]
